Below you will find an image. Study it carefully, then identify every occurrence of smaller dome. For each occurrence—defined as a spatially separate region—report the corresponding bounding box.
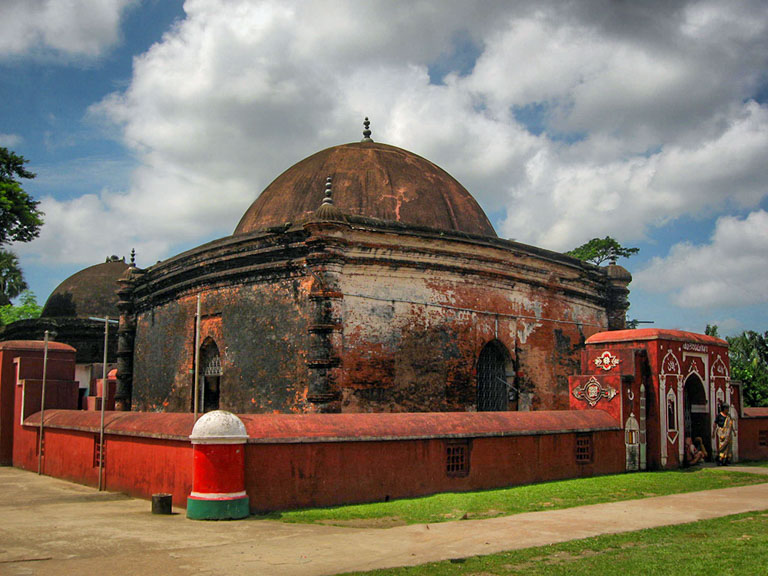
[606,264,632,283]
[41,257,129,319]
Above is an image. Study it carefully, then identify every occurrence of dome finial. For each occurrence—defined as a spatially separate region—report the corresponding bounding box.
[362,117,373,142]
[313,175,345,223]
[130,248,136,266]
[321,176,334,206]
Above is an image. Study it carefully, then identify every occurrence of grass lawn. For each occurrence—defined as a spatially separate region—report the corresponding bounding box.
[262,466,766,527]
[339,511,768,576]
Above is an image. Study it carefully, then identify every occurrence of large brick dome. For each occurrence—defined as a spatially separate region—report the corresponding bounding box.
[234,141,497,237]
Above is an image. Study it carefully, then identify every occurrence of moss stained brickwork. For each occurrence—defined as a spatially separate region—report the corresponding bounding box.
[121,215,628,414]
[131,279,312,413]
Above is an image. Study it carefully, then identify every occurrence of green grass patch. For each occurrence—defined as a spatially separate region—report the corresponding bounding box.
[339,510,768,575]
[260,467,766,527]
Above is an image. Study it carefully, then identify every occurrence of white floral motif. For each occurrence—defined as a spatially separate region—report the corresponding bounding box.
[666,358,679,372]
[594,351,620,371]
[710,356,729,379]
[573,376,618,407]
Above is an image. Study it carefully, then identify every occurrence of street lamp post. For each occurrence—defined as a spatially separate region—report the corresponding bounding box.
[90,316,119,491]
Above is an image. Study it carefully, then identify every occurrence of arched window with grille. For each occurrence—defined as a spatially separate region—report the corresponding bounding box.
[476,341,513,412]
[625,412,640,471]
[196,338,222,413]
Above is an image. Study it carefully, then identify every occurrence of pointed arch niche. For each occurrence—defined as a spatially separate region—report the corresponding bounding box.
[195,337,222,413]
[476,340,516,411]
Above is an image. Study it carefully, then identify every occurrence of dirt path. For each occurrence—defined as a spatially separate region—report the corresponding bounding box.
[1,466,767,576]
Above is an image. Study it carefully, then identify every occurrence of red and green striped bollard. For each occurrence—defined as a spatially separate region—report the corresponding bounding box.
[187,410,250,520]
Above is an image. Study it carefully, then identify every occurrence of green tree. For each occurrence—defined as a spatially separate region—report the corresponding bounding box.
[566,236,639,266]
[0,249,27,306]
[705,324,720,338]
[0,147,44,245]
[0,290,42,325]
[727,330,768,407]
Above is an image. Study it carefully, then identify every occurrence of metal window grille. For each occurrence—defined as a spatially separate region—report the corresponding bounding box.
[446,440,470,477]
[759,430,768,447]
[203,354,222,376]
[666,391,677,432]
[575,434,593,464]
[477,344,507,411]
[93,436,105,467]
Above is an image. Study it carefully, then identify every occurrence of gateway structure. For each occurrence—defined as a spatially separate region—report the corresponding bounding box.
[115,122,632,414]
[569,329,741,469]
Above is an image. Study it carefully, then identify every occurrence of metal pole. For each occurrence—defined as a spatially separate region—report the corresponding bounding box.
[193,294,201,420]
[98,316,109,491]
[37,330,49,475]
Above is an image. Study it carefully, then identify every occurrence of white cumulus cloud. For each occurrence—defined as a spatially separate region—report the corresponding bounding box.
[0,133,22,147]
[17,0,768,276]
[498,100,768,250]
[633,210,768,308]
[0,0,136,60]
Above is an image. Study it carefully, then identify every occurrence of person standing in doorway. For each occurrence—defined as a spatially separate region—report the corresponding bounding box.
[713,403,734,465]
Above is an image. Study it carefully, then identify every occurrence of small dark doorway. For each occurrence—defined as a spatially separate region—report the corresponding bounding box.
[477,341,512,411]
[683,374,709,455]
[197,339,221,413]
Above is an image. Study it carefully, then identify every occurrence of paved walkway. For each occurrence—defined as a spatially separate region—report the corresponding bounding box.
[1,466,767,576]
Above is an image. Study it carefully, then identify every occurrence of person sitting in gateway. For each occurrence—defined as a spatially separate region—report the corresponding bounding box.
[694,436,709,460]
[684,437,706,466]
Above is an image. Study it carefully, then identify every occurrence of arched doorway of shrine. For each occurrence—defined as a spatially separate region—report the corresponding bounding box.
[683,373,709,458]
[476,340,516,411]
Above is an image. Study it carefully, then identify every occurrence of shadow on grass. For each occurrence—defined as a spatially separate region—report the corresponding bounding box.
[246,464,768,528]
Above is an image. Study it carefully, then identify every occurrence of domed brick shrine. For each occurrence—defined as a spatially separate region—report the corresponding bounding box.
[114,120,632,415]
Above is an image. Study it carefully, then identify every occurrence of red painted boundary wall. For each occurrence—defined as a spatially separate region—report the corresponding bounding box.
[739,407,768,461]
[18,409,624,512]
[0,341,75,465]
[15,411,195,508]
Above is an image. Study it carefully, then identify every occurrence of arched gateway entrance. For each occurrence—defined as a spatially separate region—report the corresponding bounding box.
[683,373,710,458]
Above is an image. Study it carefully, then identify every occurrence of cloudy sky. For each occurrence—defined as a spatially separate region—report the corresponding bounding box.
[1,0,767,336]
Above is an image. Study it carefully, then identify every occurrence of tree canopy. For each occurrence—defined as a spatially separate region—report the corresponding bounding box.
[566,236,639,266]
[0,249,27,306]
[707,325,768,407]
[0,147,44,245]
[728,330,768,407]
[0,290,42,326]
